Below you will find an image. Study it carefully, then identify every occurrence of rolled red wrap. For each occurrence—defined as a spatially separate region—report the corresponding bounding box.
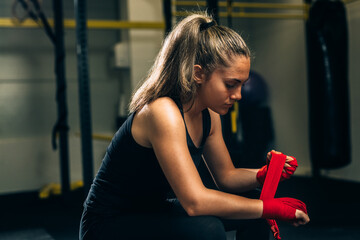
[260,153,307,239]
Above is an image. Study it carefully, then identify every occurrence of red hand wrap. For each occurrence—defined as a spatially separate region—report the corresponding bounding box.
[259,153,307,240]
[268,219,280,240]
[281,157,298,181]
[262,198,297,221]
[256,165,267,185]
[256,155,298,185]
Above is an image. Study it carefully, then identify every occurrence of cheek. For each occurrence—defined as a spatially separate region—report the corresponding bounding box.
[207,81,227,97]
[204,86,221,101]
[214,87,229,101]
[200,78,229,104]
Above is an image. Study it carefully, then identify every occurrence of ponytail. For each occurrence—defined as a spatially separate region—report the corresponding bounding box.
[129,12,250,113]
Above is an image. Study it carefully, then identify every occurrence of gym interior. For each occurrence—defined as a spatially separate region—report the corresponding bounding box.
[0,0,359,239]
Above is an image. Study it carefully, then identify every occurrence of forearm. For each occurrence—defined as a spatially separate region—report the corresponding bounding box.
[188,187,263,219]
[217,168,261,193]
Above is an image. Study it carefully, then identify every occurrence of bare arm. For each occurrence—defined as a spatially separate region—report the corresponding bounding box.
[203,110,261,193]
[141,98,263,219]
[201,110,309,226]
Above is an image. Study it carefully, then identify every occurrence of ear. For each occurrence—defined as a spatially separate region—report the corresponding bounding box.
[193,65,206,85]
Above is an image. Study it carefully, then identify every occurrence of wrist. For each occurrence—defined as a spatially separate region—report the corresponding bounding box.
[262,198,296,222]
[256,165,267,185]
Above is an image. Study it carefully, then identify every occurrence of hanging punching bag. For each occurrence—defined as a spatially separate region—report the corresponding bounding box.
[305,0,351,172]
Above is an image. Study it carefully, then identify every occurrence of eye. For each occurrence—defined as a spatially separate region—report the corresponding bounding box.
[226,83,236,89]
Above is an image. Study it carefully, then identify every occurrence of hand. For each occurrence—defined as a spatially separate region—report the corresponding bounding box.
[262,197,310,224]
[257,150,298,184]
[267,150,298,181]
[293,209,310,227]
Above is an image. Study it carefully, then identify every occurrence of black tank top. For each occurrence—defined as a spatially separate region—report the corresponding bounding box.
[84,105,211,215]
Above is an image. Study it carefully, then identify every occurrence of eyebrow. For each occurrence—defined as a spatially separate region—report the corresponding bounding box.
[228,78,248,84]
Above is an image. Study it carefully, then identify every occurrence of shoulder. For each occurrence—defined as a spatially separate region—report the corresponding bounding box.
[132,97,185,147]
[141,97,183,124]
[148,97,180,113]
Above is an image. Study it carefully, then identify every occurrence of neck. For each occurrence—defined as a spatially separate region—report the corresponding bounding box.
[182,98,205,118]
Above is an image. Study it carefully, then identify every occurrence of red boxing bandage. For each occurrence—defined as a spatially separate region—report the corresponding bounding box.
[262,198,302,222]
[256,165,267,185]
[260,153,307,240]
[281,157,298,181]
[256,155,298,185]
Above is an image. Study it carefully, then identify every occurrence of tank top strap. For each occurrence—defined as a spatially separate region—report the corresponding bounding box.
[176,101,211,148]
[200,108,211,146]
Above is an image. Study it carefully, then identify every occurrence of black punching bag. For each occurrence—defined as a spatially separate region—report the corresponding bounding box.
[305,0,351,172]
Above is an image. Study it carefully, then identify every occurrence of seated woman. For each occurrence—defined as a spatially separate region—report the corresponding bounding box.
[79,12,310,240]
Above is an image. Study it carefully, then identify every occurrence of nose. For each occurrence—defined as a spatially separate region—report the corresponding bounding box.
[230,86,242,101]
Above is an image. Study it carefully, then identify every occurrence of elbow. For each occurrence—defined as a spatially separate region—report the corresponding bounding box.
[184,202,201,217]
[182,196,204,217]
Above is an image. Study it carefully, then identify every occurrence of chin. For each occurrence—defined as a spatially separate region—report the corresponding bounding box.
[220,110,230,115]
[212,108,229,116]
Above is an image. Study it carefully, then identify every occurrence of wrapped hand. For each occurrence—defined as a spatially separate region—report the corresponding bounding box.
[257,150,298,185]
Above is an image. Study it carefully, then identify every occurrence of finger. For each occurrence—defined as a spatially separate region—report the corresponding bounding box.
[292,222,300,227]
[285,166,296,174]
[295,210,310,224]
[292,220,306,227]
[266,152,272,164]
[271,150,282,154]
[268,150,282,161]
[292,218,308,227]
[298,217,310,225]
[286,157,298,168]
[281,171,291,179]
[284,163,291,168]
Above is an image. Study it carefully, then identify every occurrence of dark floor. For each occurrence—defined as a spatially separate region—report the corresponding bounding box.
[271,175,360,240]
[0,189,83,240]
[0,176,359,240]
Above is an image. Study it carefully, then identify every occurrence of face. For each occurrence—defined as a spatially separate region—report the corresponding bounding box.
[195,55,251,115]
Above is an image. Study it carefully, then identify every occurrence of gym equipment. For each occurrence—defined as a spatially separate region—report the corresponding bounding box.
[222,71,273,169]
[163,0,172,35]
[75,0,94,195]
[241,71,269,106]
[305,0,351,173]
[12,0,71,198]
[238,71,273,168]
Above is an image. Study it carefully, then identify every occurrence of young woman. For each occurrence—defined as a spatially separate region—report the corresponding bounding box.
[79,13,310,240]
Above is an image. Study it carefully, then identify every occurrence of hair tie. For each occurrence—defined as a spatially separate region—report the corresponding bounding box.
[200,21,216,31]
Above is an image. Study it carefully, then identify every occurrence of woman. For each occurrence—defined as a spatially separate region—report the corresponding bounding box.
[79,13,310,240]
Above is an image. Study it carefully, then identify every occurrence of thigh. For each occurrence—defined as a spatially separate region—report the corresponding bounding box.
[221,189,270,240]
[81,209,227,240]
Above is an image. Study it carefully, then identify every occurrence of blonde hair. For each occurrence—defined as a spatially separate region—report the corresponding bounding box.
[129,12,250,113]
